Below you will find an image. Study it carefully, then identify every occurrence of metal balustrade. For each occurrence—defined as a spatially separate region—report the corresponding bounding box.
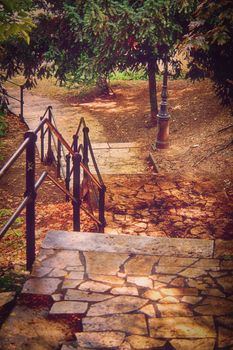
[0,105,106,271]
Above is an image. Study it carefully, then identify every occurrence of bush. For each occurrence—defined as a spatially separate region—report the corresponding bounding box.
[0,112,8,137]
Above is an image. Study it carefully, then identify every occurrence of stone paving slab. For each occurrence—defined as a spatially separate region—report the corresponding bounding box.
[82,314,148,335]
[42,230,214,258]
[89,145,147,174]
[1,231,233,350]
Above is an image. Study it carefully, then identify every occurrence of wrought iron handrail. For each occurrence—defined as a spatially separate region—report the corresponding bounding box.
[0,138,30,178]
[34,112,102,189]
[2,93,21,103]
[0,171,48,239]
[36,106,106,229]
[70,116,106,228]
[0,106,106,270]
[72,119,104,185]
[0,169,101,241]
[46,120,102,188]
[46,174,101,225]
[4,80,22,87]
[1,79,25,121]
[71,117,87,148]
[41,105,51,120]
[86,131,104,185]
[50,110,66,178]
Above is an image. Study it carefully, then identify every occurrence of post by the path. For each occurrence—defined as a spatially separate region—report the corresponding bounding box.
[46,106,54,164]
[65,154,71,201]
[83,127,89,175]
[73,152,81,231]
[24,130,37,271]
[57,139,61,178]
[20,85,24,122]
[99,184,106,232]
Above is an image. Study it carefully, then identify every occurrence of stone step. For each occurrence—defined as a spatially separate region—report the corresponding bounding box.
[42,230,216,258]
[1,230,233,350]
[43,230,233,259]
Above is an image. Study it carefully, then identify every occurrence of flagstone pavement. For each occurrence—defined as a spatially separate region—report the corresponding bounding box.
[1,230,233,350]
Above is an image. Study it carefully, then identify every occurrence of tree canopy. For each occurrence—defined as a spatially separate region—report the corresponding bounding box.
[183,0,233,109]
[0,0,35,43]
[0,0,196,118]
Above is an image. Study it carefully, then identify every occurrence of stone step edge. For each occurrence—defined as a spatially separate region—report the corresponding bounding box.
[40,230,227,258]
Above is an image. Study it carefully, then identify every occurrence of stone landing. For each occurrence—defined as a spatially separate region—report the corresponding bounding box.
[91,142,147,175]
[1,231,233,350]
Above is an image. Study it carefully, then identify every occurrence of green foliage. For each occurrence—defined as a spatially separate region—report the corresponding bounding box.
[0,208,13,217]
[0,0,196,116]
[0,111,8,137]
[6,228,23,238]
[0,0,35,43]
[0,208,24,240]
[222,255,233,261]
[183,0,233,109]
[0,0,196,84]
[0,208,23,227]
[0,270,26,292]
[110,70,147,81]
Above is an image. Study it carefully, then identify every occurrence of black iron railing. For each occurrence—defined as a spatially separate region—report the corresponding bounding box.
[0,106,106,270]
[0,80,24,121]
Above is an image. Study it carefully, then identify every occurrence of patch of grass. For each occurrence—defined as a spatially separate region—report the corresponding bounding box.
[110,69,147,81]
[0,208,13,218]
[0,208,25,263]
[0,208,23,225]
[0,269,27,293]
[0,208,24,236]
[222,255,233,260]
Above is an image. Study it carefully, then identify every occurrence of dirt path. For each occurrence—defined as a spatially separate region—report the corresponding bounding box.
[6,83,149,175]
[6,83,105,143]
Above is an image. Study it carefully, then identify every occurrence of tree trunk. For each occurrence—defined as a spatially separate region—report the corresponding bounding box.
[96,75,110,96]
[148,58,158,124]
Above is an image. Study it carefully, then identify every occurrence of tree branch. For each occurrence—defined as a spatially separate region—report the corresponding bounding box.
[193,139,233,167]
[217,124,233,133]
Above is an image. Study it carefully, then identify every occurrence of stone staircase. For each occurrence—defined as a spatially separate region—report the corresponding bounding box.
[1,230,233,350]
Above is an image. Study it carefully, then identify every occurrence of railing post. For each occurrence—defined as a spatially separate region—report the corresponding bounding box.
[73,153,81,231]
[98,185,106,233]
[24,130,37,271]
[20,85,24,122]
[40,116,44,163]
[57,139,61,178]
[73,134,78,153]
[46,106,54,164]
[65,154,71,201]
[83,127,89,172]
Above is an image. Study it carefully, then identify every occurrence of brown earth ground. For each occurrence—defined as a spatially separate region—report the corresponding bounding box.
[8,77,233,184]
[0,78,233,274]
